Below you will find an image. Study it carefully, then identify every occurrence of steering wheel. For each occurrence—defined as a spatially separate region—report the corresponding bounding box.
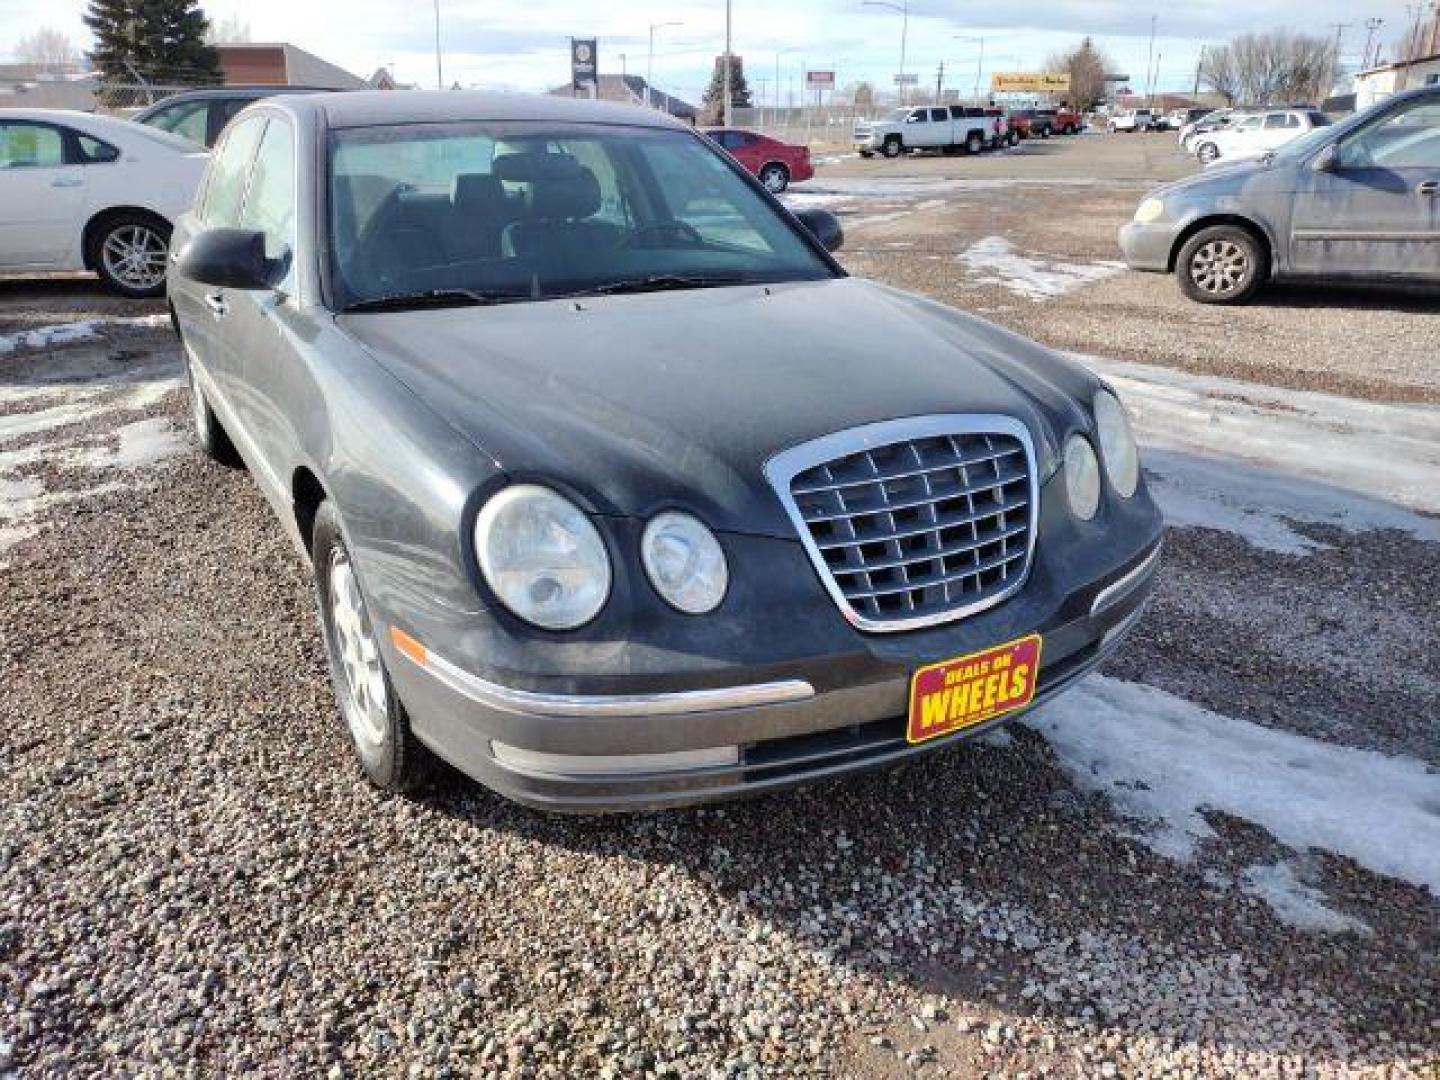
[618,220,704,249]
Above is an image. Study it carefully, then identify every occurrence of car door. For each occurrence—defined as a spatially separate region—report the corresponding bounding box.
[902,108,934,147]
[225,113,304,479]
[1289,95,1440,280]
[170,114,268,408]
[731,131,763,172]
[0,121,86,267]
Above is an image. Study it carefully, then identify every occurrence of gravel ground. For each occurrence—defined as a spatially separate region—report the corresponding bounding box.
[2,135,1438,1076]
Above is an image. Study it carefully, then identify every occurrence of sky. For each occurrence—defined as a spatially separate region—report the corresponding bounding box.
[2,0,1427,105]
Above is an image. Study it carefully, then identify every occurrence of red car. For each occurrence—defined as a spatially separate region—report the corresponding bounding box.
[704,129,814,193]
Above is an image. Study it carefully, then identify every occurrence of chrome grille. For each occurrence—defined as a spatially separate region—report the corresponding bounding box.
[765,416,1037,632]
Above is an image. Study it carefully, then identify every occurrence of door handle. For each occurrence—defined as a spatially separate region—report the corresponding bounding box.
[51,177,83,188]
[203,292,228,318]
[1418,181,1440,197]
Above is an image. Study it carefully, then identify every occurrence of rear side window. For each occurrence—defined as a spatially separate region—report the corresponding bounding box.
[75,134,120,164]
[239,117,296,262]
[0,122,64,167]
[201,115,267,227]
[930,108,948,122]
[145,100,210,146]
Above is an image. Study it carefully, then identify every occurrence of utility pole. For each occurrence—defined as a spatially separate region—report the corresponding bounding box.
[935,60,944,103]
[1361,18,1384,69]
[723,0,733,127]
[433,0,443,90]
[1144,13,1157,108]
[1326,23,1349,97]
[1192,45,1205,98]
[647,22,682,110]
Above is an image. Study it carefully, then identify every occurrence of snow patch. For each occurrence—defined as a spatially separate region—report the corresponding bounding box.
[957,237,1123,301]
[1028,675,1440,895]
[1238,862,1370,936]
[0,313,169,356]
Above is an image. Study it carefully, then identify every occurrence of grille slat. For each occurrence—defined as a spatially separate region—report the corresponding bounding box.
[768,419,1036,631]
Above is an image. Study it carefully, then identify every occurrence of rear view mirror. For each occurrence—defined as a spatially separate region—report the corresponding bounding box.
[177,228,282,290]
[1312,142,1340,173]
[794,208,844,253]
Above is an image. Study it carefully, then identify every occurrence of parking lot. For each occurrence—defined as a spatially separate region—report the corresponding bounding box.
[2,130,1438,1076]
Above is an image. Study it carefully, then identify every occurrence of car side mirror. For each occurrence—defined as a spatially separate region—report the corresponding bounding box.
[794,208,844,253]
[177,227,281,290]
[1312,142,1340,173]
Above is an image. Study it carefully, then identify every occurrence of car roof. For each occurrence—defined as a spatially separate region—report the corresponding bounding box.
[280,89,688,131]
[0,107,132,131]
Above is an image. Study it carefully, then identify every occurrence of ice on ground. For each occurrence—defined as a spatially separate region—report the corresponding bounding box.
[1079,355,1440,518]
[0,313,169,355]
[1028,675,1440,895]
[958,237,1124,301]
[1238,861,1370,935]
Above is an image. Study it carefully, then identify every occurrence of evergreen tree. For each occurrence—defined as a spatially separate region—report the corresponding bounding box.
[700,54,754,123]
[85,0,222,86]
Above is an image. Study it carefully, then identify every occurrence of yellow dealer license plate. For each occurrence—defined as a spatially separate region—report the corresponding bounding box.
[906,634,1043,745]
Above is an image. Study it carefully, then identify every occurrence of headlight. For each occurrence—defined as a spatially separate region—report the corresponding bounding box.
[641,511,728,614]
[1134,197,1165,223]
[1063,435,1101,521]
[1093,390,1139,498]
[474,485,610,630]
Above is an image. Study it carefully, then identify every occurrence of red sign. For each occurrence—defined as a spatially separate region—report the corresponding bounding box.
[806,70,835,87]
[906,634,1043,744]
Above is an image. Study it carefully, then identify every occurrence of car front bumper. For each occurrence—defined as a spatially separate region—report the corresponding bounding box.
[386,538,1163,813]
[1118,219,1181,273]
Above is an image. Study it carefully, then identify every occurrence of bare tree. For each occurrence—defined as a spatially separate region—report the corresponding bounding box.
[16,27,79,73]
[1199,30,1332,106]
[1043,37,1114,110]
[205,15,251,44]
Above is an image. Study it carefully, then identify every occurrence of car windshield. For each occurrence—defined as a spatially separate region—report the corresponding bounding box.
[327,122,834,309]
[884,108,909,121]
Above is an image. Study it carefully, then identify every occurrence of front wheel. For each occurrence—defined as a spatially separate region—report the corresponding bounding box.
[91,214,171,298]
[1175,225,1267,305]
[313,502,431,793]
[858,149,874,158]
[1040,126,1052,139]
[1196,141,1221,165]
[882,136,903,158]
[966,134,983,154]
[758,162,790,193]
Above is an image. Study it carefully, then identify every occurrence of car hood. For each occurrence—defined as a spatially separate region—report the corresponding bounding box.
[338,278,1098,538]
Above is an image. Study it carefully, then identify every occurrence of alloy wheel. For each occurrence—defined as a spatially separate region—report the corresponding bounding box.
[328,549,389,749]
[101,224,167,291]
[1189,239,1249,296]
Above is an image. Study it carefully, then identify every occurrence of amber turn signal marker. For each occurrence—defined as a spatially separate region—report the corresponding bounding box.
[389,626,429,667]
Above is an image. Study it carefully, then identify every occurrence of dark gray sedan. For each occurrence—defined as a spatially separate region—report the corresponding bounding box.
[1121,87,1440,303]
[168,91,1162,811]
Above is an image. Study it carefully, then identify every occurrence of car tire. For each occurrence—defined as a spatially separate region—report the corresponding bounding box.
[1175,225,1267,305]
[1196,141,1221,165]
[182,348,242,467]
[882,136,903,158]
[966,134,983,154]
[1008,131,1020,147]
[1040,126,1052,139]
[758,162,790,193]
[312,502,431,794]
[858,149,873,158]
[1063,124,1076,135]
[89,212,172,298]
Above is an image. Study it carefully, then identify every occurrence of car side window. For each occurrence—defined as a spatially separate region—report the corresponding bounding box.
[0,122,65,168]
[239,116,296,266]
[1263,113,1288,129]
[146,100,210,146]
[1338,99,1440,169]
[74,133,120,164]
[930,108,948,122]
[907,110,926,123]
[201,115,267,228]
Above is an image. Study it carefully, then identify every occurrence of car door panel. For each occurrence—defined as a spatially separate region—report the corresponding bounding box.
[0,122,86,266]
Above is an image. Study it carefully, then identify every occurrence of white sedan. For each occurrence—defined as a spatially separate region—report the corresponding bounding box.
[0,109,208,296]
[1194,108,1333,167]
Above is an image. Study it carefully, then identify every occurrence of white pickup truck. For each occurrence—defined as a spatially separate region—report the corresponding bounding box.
[855,105,1009,158]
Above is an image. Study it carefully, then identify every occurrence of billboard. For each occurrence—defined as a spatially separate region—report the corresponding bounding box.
[990,71,1071,93]
[571,38,597,91]
[806,70,835,87]
[893,73,920,86]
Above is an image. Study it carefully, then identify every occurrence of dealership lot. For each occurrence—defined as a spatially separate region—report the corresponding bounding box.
[2,132,1437,1076]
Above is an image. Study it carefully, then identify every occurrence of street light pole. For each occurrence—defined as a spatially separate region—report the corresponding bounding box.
[433,0,443,90]
[723,0,733,127]
[647,21,682,110]
[862,0,908,103]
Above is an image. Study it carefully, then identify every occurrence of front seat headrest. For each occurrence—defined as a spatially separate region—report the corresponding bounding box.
[492,152,602,220]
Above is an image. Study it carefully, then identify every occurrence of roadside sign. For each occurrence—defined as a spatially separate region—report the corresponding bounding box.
[571,38,597,90]
[893,73,919,86]
[991,71,1070,93]
[807,70,836,87]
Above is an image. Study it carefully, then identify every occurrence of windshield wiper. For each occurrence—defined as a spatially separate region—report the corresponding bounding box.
[343,288,527,313]
[565,273,748,298]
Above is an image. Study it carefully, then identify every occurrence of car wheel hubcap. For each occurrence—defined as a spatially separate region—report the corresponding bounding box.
[1191,240,1249,294]
[763,168,784,191]
[101,225,167,289]
[329,550,388,748]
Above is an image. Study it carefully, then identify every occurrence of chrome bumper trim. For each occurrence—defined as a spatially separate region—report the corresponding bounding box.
[406,646,816,718]
[1091,541,1163,615]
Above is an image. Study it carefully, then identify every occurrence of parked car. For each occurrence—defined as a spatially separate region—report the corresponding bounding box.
[1179,106,1262,150]
[0,108,207,296]
[855,105,1008,157]
[1048,106,1084,135]
[1120,86,1440,303]
[169,90,1162,810]
[1006,108,1051,139]
[1108,108,1156,133]
[133,86,335,148]
[1193,108,1331,166]
[703,128,813,192]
